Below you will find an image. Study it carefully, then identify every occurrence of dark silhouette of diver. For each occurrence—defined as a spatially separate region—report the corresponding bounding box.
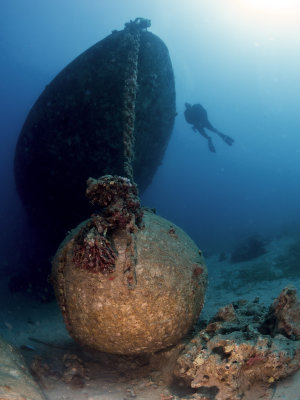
[184,103,234,152]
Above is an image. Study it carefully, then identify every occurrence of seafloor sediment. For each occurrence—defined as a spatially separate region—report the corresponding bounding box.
[1,233,300,399]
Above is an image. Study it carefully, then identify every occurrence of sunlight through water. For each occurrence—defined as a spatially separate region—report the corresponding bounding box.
[241,0,300,12]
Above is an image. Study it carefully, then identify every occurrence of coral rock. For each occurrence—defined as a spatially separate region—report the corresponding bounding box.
[0,336,46,400]
[270,285,300,339]
[174,288,300,400]
[230,236,266,263]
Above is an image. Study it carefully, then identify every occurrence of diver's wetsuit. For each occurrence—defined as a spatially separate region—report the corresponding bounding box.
[184,103,234,152]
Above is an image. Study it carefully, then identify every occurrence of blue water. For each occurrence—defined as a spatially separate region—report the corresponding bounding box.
[1,0,300,277]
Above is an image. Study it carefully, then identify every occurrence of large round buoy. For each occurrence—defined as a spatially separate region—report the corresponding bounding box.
[51,176,207,355]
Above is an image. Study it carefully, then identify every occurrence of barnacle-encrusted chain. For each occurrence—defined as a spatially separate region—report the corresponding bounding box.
[122,18,151,182]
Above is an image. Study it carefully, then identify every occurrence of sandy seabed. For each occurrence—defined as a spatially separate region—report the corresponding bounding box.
[1,232,300,400]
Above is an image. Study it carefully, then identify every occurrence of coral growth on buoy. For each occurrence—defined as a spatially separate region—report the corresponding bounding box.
[72,175,143,276]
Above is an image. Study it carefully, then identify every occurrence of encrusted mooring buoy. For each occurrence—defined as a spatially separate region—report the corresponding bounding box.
[51,176,207,355]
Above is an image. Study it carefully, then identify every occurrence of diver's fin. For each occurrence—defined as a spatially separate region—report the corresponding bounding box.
[208,138,216,153]
[218,132,234,146]
[223,134,234,146]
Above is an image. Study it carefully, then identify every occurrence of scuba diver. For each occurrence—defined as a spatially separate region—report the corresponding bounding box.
[184,103,234,152]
